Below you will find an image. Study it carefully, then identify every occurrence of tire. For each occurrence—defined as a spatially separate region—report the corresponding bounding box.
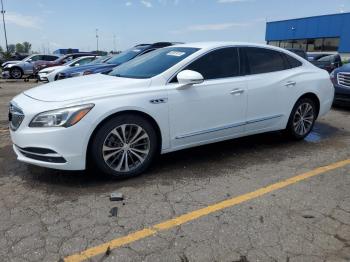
[10,67,23,79]
[90,114,159,178]
[286,98,317,140]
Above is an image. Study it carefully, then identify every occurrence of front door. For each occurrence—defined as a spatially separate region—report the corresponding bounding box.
[167,47,247,150]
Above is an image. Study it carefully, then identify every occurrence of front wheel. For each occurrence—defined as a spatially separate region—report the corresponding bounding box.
[10,67,23,79]
[90,114,159,178]
[286,98,317,140]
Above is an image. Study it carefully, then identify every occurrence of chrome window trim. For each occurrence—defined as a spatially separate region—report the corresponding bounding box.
[166,45,304,85]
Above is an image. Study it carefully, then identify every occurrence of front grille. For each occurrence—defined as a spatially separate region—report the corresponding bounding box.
[338,72,350,88]
[9,103,24,131]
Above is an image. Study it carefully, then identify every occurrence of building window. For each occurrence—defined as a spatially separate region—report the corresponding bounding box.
[268,37,340,52]
[293,40,307,50]
[323,38,339,51]
[268,41,279,47]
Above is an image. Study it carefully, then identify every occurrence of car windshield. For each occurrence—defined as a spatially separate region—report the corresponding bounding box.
[89,56,110,64]
[318,55,334,62]
[107,46,149,65]
[23,55,36,62]
[63,57,86,66]
[109,47,199,79]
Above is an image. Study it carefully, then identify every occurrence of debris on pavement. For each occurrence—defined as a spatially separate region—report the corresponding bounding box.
[109,207,118,217]
[233,255,249,262]
[105,246,111,256]
[110,192,124,201]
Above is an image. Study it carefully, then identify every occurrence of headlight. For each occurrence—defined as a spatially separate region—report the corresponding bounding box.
[29,104,94,128]
[71,72,83,77]
[83,70,93,75]
[40,69,55,75]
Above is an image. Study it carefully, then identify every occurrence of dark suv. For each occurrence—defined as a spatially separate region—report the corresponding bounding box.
[308,53,342,73]
[56,42,181,80]
[331,63,350,104]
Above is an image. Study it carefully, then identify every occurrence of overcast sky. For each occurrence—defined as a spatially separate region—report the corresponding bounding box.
[2,0,350,53]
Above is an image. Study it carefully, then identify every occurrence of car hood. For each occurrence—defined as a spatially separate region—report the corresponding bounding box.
[23,73,152,102]
[3,61,23,67]
[40,65,65,73]
[339,63,350,71]
[2,60,21,67]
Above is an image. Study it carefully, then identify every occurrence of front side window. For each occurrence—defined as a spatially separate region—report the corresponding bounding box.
[183,47,240,80]
[109,47,199,79]
[30,55,43,61]
[245,47,287,74]
[45,55,58,61]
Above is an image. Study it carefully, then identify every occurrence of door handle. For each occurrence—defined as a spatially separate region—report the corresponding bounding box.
[230,89,244,95]
[285,81,296,87]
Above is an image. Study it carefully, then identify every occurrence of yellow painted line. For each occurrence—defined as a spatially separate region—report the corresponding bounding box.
[64,158,350,262]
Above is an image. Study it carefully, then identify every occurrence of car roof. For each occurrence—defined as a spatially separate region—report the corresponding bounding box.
[171,41,286,50]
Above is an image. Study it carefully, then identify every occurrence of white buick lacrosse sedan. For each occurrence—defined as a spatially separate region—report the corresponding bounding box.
[9,42,334,178]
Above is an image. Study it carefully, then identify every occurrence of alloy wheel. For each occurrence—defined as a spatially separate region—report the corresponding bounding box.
[292,102,314,136]
[102,124,150,172]
[11,68,22,79]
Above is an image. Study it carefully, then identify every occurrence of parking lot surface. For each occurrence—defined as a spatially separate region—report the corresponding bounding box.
[0,80,350,262]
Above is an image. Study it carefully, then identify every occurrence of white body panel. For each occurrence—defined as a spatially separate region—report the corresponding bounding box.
[9,42,334,170]
[38,65,66,82]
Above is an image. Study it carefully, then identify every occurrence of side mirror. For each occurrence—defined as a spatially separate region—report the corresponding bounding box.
[27,59,32,63]
[176,70,204,87]
[74,63,80,67]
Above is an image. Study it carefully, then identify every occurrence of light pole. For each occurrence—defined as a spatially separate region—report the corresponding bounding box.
[113,34,116,52]
[96,29,99,52]
[1,0,8,53]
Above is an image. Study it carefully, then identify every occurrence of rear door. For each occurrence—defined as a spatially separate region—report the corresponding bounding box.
[241,47,303,133]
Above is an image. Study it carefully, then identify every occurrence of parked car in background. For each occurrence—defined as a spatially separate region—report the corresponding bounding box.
[37,56,98,82]
[0,52,30,66]
[8,42,333,178]
[331,64,350,105]
[56,42,179,80]
[286,48,308,60]
[307,53,343,72]
[1,54,59,79]
[33,52,97,72]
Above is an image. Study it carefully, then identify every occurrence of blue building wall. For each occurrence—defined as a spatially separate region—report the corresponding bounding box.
[266,13,350,53]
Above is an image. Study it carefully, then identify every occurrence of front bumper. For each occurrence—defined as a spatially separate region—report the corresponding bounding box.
[334,84,350,104]
[10,125,88,170]
[37,73,49,82]
[1,70,10,79]
[9,94,91,170]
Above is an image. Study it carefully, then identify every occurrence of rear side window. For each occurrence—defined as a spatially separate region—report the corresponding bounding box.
[44,55,58,61]
[244,47,288,74]
[183,47,240,80]
[284,54,302,68]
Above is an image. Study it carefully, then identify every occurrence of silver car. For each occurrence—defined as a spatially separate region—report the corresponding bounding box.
[1,54,59,79]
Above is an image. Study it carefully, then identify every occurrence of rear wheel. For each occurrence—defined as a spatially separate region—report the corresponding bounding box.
[90,114,158,178]
[286,98,317,140]
[10,67,23,79]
